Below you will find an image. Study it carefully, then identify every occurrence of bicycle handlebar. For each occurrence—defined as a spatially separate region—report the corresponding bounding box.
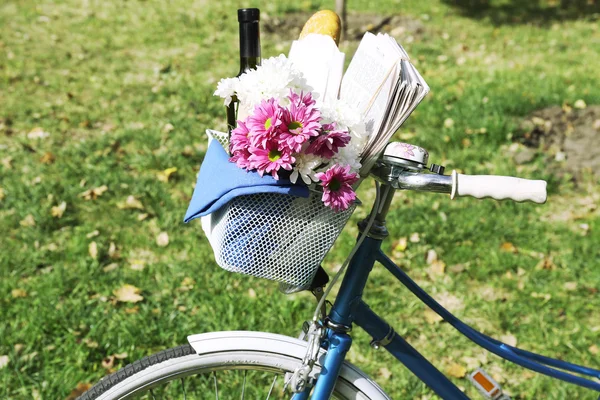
[451,171,547,204]
[390,169,547,204]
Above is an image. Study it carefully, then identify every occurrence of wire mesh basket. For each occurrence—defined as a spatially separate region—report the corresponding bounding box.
[202,189,357,290]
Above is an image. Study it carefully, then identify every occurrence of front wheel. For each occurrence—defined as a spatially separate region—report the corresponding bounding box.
[78,331,390,400]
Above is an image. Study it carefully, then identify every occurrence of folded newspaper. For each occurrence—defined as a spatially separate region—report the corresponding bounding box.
[289,32,429,176]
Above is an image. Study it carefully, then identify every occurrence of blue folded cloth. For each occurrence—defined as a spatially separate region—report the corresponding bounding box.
[184,140,309,222]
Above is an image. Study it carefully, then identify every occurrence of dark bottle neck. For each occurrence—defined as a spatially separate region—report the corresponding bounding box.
[238,20,260,75]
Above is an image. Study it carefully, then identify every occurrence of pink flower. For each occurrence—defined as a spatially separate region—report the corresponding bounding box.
[288,89,316,108]
[246,98,283,148]
[315,164,359,212]
[278,91,321,152]
[229,148,252,169]
[229,120,251,153]
[248,141,295,180]
[306,123,351,159]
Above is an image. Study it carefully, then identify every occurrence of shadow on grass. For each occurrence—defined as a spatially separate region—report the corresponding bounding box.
[442,0,600,25]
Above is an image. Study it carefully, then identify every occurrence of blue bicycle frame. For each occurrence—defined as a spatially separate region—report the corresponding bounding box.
[293,195,600,399]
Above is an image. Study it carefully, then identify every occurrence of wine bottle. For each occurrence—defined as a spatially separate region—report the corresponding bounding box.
[227,8,261,136]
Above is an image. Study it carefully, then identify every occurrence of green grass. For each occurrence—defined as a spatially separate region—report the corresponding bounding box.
[1,0,599,398]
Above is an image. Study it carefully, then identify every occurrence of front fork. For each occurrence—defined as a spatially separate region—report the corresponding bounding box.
[305,330,353,399]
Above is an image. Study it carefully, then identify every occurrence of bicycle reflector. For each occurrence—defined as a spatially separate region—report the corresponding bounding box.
[468,368,511,400]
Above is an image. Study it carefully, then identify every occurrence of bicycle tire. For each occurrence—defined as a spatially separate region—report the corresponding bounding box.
[78,331,390,400]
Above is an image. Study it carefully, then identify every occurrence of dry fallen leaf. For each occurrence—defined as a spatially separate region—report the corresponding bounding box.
[129,260,145,271]
[500,333,518,347]
[535,256,556,270]
[424,309,443,324]
[1,157,13,170]
[426,249,438,264]
[500,242,518,253]
[436,292,464,312]
[162,123,174,133]
[19,214,36,227]
[563,282,577,291]
[114,352,128,359]
[40,152,55,164]
[113,284,144,303]
[426,260,446,279]
[0,187,5,201]
[179,277,195,292]
[137,213,149,221]
[86,230,100,239]
[103,263,119,272]
[108,242,119,259]
[116,195,144,210]
[446,363,467,378]
[378,367,392,380]
[574,99,587,109]
[0,355,9,369]
[409,232,420,243]
[125,306,139,314]
[248,288,257,298]
[51,201,67,218]
[589,344,599,355]
[27,127,50,140]
[444,118,454,129]
[449,263,468,273]
[102,355,115,370]
[157,167,178,183]
[83,338,98,348]
[156,232,169,247]
[89,241,98,260]
[11,288,28,298]
[394,237,408,252]
[79,185,108,200]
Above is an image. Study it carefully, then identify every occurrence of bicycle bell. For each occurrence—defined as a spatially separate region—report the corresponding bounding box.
[382,142,429,171]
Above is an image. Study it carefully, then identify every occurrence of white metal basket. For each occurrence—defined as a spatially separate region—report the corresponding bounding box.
[202,190,357,290]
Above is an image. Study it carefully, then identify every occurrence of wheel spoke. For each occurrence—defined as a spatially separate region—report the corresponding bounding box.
[181,377,187,400]
[149,388,157,400]
[241,370,247,400]
[213,371,219,400]
[266,375,277,399]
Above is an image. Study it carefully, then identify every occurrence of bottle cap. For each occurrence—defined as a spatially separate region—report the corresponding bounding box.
[238,8,260,22]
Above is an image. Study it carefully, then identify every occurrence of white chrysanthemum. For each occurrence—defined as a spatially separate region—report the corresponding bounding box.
[235,55,312,111]
[332,144,362,174]
[214,77,239,106]
[290,153,323,185]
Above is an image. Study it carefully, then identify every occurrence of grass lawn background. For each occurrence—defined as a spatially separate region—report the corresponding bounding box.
[1,0,599,398]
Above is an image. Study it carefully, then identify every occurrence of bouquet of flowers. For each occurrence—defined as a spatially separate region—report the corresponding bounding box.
[214,55,369,212]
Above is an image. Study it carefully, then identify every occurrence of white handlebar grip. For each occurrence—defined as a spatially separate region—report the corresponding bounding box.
[451,170,547,204]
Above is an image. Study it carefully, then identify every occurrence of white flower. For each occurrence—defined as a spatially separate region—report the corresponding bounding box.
[290,153,323,185]
[332,144,362,174]
[235,55,312,111]
[214,77,239,106]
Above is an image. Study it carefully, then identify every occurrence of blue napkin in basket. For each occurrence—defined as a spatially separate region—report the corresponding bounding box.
[184,140,309,222]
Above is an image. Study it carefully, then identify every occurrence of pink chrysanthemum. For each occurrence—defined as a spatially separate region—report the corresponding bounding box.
[278,92,321,152]
[229,120,251,153]
[288,89,316,108]
[246,98,283,148]
[229,148,252,169]
[248,141,295,180]
[306,123,351,159]
[315,164,359,212]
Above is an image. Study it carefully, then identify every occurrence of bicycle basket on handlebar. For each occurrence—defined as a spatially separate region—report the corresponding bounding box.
[194,131,358,291]
[204,190,356,290]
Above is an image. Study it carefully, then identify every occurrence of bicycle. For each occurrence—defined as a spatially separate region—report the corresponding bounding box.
[79,140,600,399]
